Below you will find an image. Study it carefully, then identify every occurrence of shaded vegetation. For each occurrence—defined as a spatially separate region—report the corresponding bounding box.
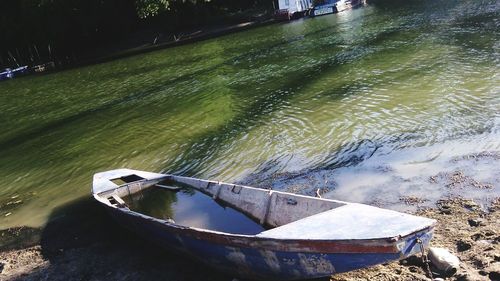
[0,0,274,69]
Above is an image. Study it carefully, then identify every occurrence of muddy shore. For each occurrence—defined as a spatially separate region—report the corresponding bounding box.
[1,186,498,281]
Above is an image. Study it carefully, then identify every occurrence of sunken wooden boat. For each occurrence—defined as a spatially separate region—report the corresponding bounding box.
[92,169,436,280]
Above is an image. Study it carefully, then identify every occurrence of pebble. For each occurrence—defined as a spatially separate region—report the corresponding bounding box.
[439,205,452,215]
[463,200,479,210]
[487,264,500,280]
[471,233,484,241]
[468,218,483,227]
[479,270,488,276]
[455,273,474,281]
[494,254,500,262]
[409,266,419,273]
[494,236,500,244]
[456,240,472,252]
[483,230,495,237]
[489,271,500,280]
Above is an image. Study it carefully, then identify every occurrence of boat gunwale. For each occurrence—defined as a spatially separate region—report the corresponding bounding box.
[92,171,435,254]
[94,173,351,208]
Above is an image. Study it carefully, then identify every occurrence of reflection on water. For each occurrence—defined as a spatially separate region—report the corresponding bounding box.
[123,185,265,235]
[265,130,500,212]
[0,0,498,229]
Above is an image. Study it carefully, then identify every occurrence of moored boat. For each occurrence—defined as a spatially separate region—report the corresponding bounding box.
[0,68,11,80]
[92,168,436,280]
[0,66,29,81]
[274,9,293,21]
[311,0,342,17]
[274,0,312,21]
[310,0,366,17]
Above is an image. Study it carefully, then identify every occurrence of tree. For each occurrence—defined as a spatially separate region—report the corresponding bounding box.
[135,0,171,18]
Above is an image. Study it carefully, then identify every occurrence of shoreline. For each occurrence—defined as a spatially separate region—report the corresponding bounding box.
[331,198,500,281]
[0,197,498,280]
[71,19,277,71]
[0,153,498,280]
[5,18,277,81]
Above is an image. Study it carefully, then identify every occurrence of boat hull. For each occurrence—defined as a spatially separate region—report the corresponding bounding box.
[310,0,366,17]
[0,66,29,81]
[105,204,433,280]
[311,4,337,17]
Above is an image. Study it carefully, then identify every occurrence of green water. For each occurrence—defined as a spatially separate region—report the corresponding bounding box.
[0,0,498,229]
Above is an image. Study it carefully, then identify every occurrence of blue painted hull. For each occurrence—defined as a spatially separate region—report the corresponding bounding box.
[107,205,433,280]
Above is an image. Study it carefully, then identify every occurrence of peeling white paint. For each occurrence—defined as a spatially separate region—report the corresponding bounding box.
[259,250,281,273]
[298,254,336,275]
[174,234,185,246]
[282,257,297,266]
[396,241,405,251]
[225,247,250,273]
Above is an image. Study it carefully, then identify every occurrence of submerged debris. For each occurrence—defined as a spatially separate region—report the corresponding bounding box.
[5,200,22,206]
[399,196,428,206]
[429,171,493,189]
[451,151,500,162]
[0,192,37,215]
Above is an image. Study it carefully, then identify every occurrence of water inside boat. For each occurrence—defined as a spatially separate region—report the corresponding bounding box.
[122,180,266,235]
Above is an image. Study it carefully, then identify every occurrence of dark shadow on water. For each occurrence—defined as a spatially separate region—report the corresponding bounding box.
[9,197,231,281]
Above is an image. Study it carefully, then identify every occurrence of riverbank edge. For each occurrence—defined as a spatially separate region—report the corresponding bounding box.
[0,196,498,281]
[12,18,277,80]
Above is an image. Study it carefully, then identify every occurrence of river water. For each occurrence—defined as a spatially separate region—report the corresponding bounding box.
[0,0,498,230]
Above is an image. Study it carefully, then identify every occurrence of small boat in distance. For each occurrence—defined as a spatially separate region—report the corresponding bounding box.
[311,0,366,17]
[0,66,28,81]
[274,0,312,21]
[0,69,10,81]
[310,0,339,17]
[93,168,435,280]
